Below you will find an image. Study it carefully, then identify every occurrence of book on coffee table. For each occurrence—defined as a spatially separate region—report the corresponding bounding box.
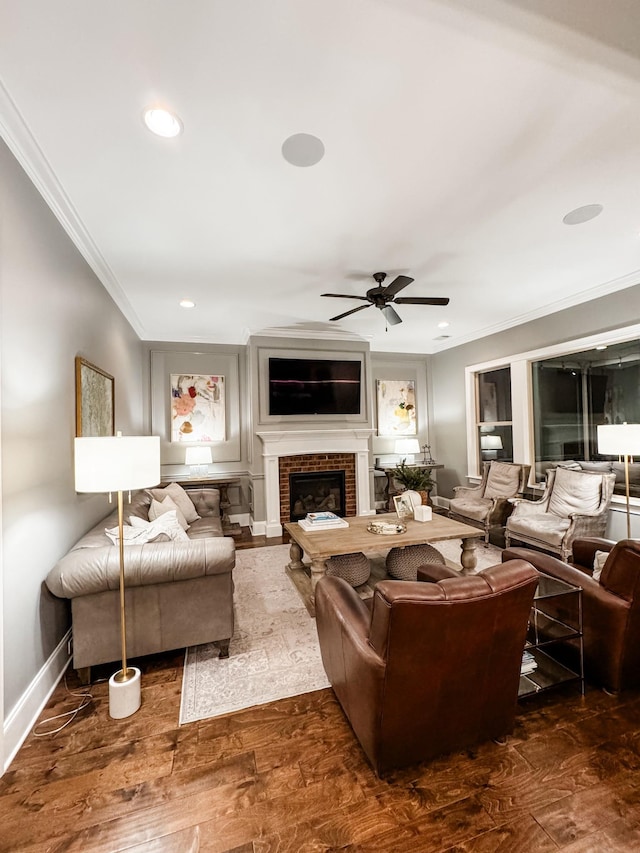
[298,513,349,532]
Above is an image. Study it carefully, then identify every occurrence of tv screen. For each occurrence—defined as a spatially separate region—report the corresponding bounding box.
[268,357,362,416]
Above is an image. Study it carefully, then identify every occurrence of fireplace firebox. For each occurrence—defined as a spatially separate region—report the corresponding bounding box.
[289,470,346,521]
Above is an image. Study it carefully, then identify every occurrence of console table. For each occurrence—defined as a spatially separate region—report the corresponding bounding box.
[161,475,242,538]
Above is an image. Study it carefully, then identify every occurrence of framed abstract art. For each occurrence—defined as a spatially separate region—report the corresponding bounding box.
[170,374,225,442]
[75,357,115,437]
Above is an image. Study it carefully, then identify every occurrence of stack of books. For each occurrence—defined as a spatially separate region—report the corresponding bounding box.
[298,511,349,532]
[521,650,538,676]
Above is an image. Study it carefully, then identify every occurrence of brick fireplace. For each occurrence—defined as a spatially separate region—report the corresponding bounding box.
[280,453,356,524]
[256,429,375,537]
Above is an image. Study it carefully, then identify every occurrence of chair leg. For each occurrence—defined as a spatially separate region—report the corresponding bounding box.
[216,639,230,659]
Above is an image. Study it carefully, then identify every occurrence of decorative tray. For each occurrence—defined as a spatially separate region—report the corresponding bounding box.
[367,521,407,536]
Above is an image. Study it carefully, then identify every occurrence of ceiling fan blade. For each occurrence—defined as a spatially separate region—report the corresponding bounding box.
[394,296,450,306]
[329,304,372,322]
[381,305,402,325]
[383,275,414,296]
[321,293,369,301]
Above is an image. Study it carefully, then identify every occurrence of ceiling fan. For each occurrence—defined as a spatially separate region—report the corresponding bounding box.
[321,272,449,326]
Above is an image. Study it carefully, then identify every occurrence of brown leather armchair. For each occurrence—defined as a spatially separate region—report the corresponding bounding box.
[502,539,640,693]
[315,560,539,776]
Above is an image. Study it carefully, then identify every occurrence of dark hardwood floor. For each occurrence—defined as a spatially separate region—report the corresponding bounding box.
[3,534,640,852]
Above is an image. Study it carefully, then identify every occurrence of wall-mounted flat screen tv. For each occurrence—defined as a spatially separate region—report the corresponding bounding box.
[268,357,362,416]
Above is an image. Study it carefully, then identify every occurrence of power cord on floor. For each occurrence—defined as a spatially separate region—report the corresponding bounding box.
[32,672,94,737]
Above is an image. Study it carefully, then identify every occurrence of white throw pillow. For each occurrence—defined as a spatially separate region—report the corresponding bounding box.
[149,482,200,523]
[148,495,189,530]
[106,511,189,544]
[592,550,609,582]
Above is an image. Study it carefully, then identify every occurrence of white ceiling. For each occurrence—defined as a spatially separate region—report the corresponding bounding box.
[2,0,640,354]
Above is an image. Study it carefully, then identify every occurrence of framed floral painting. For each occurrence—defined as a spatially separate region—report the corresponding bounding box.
[75,357,115,437]
[170,374,225,442]
[376,379,417,436]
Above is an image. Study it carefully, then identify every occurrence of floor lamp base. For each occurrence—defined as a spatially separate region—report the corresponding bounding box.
[109,667,141,719]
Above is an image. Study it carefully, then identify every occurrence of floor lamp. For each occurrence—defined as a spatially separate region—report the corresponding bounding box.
[597,423,640,539]
[74,433,160,718]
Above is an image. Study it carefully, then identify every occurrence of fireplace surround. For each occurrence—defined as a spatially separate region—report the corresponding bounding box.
[256,429,375,537]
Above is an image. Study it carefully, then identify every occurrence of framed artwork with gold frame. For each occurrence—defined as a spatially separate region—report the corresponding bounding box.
[75,356,115,437]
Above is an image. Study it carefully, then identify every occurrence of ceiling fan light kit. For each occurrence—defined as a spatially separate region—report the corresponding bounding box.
[322,272,449,326]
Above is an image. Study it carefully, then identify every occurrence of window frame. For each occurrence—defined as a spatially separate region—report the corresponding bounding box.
[464,323,640,493]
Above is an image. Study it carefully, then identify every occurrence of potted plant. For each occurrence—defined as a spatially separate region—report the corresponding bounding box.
[392,460,434,505]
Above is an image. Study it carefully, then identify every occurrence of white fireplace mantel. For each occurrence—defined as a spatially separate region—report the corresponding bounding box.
[257,429,375,537]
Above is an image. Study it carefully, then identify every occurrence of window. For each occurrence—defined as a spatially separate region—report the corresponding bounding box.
[476,367,513,467]
[532,340,640,485]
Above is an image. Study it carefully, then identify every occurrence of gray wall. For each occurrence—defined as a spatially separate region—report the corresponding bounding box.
[0,139,143,719]
[431,284,640,499]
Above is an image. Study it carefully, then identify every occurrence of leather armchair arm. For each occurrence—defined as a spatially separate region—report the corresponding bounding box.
[572,538,616,568]
[417,563,460,583]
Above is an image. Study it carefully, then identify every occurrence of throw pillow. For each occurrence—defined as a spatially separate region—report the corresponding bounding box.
[148,495,189,530]
[149,482,200,523]
[105,511,189,544]
[592,549,609,582]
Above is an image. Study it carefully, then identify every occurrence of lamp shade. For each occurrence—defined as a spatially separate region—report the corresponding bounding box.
[185,446,212,466]
[481,435,503,451]
[75,435,160,493]
[395,438,421,456]
[597,424,640,456]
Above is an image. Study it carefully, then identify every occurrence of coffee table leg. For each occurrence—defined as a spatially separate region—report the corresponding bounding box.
[288,541,305,570]
[460,538,478,575]
[310,558,327,591]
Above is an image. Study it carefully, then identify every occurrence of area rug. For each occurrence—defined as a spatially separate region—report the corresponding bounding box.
[180,544,330,724]
[180,539,504,725]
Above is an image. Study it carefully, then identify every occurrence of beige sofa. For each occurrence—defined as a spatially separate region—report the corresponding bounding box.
[46,485,235,682]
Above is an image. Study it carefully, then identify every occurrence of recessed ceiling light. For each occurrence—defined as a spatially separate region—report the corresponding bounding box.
[179,298,195,308]
[281,133,325,167]
[437,321,450,329]
[143,107,183,138]
[596,344,607,351]
[562,204,603,225]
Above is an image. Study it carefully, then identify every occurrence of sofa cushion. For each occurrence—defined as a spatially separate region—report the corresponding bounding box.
[149,482,200,523]
[548,468,602,517]
[149,495,189,530]
[484,462,522,499]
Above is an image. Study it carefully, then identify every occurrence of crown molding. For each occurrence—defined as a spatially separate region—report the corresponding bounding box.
[0,79,146,338]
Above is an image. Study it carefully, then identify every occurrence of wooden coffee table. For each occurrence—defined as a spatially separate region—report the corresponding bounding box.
[284,512,483,592]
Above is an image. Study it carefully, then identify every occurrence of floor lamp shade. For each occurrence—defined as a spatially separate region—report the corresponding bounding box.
[74,434,161,718]
[74,435,161,493]
[597,423,640,539]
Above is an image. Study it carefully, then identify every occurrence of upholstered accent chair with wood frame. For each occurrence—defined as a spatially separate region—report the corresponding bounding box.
[505,466,616,562]
[448,461,531,543]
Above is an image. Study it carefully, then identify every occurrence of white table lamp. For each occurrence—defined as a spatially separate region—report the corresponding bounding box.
[75,433,160,718]
[480,434,503,459]
[597,423,640,539]
[395,438,421,464]
[185,446,212,478]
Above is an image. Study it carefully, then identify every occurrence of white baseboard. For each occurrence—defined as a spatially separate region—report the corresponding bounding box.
[250,518,267,536]
[3,629,71,772]
[229,512,251,528]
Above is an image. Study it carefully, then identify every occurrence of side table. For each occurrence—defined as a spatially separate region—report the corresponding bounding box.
[161,475,242,538]
[519,572,584,698]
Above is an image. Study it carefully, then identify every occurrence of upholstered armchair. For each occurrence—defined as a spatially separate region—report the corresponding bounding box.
[315,560,539,776]
[502,539,640,693]
[505,466,616,561]
[449,461,531,543]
